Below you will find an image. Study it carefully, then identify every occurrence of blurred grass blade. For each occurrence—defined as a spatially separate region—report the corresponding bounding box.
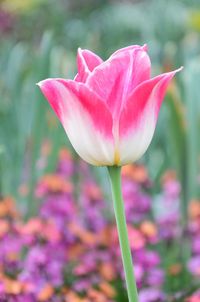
[166,83,188,220]
[184,58,200,201]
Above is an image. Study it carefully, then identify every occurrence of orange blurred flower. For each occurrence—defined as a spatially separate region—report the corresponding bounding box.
[122,164,149,184]
[4,279,22,295]
[37,284,54,301]
[140,221,158,239]
[99,281,116,298]
[0,196,18,218]
[98,263,116,282]
[38,174,73,193]
[188,200,200,219]
[168,263,182,276]
[0,220,9,238]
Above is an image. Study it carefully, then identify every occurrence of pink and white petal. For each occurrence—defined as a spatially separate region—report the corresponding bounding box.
[111,44,147,57]
[37,79,114,166]
[127,47,151,92]
[86,47,151,118]
[118,106,156,165]
[110,45,150,91]
[62,101,115,166]
[75,48,103,83]
[57,79,113,138]
[118,68,182,164]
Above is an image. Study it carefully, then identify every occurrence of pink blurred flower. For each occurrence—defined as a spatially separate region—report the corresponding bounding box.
[38,45,182,166]
[187,291,200,302]
[0,9,16,34]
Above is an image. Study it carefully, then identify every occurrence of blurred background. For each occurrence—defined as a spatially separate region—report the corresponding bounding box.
[0,0,200,301]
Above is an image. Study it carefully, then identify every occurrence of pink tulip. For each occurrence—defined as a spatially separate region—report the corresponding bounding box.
[38,45,182,166]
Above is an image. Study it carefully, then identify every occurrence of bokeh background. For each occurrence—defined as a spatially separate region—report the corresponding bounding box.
[0,0,200,301]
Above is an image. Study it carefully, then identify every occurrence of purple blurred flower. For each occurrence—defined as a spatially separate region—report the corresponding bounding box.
[139,288,166,302]
[188,256,200,277]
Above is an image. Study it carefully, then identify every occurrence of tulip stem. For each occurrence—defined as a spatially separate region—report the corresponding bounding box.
[107,166,138,302]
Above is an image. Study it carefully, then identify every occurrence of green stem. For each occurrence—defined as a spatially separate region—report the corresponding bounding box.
[107,166,138,302]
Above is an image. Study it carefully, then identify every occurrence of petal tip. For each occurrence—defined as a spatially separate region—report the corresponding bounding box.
[36,81,42,87]
[178,66,184,72]
[36,79,49,89]
[164,66,183,79]
[36,79,56,92]
[142,44,148,52]
[169,66,184,77]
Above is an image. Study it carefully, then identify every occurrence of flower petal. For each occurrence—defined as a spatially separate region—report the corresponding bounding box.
[74,48,103,83]
[37,79,114,166]
[111,44,148,57]
[86,46,151,119]
[118,68,182,164]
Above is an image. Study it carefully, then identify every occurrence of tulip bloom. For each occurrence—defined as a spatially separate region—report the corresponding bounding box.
[38,45,181,166]
[38,45,182,302]
[38,45,180,166]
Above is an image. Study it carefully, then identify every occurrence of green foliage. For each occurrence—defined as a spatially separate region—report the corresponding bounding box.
[0,33,72,209]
